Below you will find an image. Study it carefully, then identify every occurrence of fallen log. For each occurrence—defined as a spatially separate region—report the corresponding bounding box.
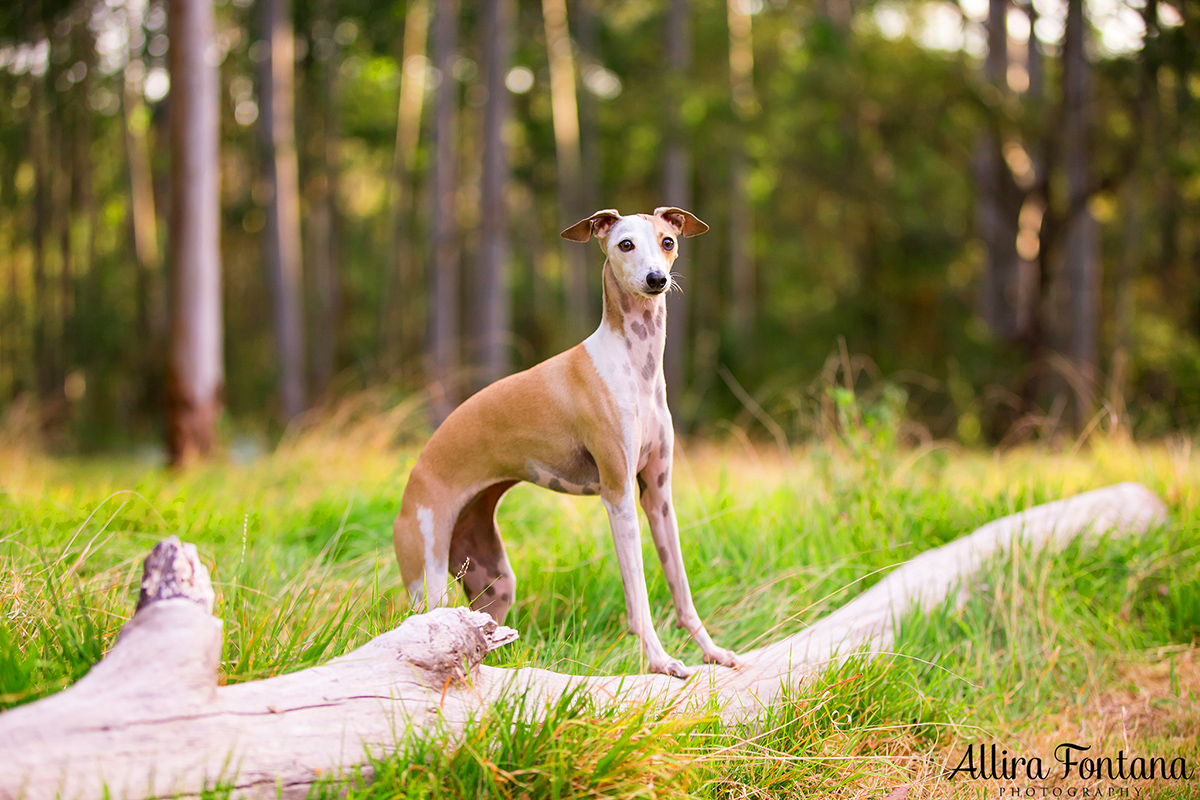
[0,482,1168,800]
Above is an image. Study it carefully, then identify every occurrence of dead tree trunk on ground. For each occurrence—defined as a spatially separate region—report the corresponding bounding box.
[0,483,1167,800]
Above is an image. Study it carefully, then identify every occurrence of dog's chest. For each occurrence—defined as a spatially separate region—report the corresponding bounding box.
[622,317,668,472]
[582,301,669,473]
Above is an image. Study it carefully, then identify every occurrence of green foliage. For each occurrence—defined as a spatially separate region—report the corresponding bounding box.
[2,441,1199,798]
[0,0,1198,448]
[339,687,701,800]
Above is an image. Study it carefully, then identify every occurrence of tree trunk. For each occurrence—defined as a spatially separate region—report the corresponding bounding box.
[55,96,71,397]
[663,0,692,424]
[30,61,53,402]
[259,0,307,421]
[1110,0,1157,433]
[429,0,462,425]
[542,0,588,342]
[816,0,852,32]
[0,483,1168,799]
[309,0,342,401]
[166,0,224,466]
[67,21,97,376]
[727,0,755,338]
[574,0,600,216]
[380,0,429,376]
[124,5,165,351]
[1062,0,1098,426]
[473,0,514,390]
[975,0,1023,341]
[1014,0,1042,340]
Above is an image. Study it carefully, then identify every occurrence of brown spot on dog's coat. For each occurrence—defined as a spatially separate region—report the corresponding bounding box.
[661,501,670,516]
[630,321,647,340]
[642,354,655,380]
[656,471,667,488]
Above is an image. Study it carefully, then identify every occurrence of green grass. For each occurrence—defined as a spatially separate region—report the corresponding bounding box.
[2,434,1198,798]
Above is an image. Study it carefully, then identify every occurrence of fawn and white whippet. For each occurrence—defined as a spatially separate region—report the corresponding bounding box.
[393,206,739,678]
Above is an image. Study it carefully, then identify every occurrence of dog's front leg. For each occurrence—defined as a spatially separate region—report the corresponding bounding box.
[602,486,692,679]
[639,449,741,669]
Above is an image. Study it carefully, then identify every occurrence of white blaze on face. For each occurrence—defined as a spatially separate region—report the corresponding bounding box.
[605,216,672,296]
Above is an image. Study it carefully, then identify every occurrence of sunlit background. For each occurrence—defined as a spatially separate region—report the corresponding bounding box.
[0,0,1196,460]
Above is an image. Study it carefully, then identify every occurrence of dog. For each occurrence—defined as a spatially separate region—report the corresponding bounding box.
[393,207,739,678]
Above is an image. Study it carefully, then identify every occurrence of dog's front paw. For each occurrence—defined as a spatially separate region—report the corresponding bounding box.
[651,657,694,680]
[702,646,742,670]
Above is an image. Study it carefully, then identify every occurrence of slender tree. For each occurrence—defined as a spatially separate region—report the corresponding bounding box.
[663,0,692,415]
[166,0,224,464]
[1014,0,1043,338]
[1062,0,1098,423]
[309,0,343,400]
[429,0,461,425]
[1110,0,1160,425]
[726,0,755,337]
[29,46,53,401]
[542,0,587,340]
[975,0,1023,340]
[124,0,165,350]
[473,0,513,389]
[574,0,600,216]
[817,0,851,31]
[381,0,429,373]
[259,0,306,421]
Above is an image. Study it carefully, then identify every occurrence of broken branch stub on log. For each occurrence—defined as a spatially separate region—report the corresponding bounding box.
[0,482,1169,800]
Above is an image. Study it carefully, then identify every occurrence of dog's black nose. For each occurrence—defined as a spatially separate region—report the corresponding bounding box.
[646,272,668,292]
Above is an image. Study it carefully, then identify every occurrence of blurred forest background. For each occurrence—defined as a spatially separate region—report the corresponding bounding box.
[0,0,1197,462]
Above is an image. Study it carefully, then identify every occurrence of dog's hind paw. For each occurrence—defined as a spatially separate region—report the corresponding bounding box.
[702,647,742,670]
[652,657,694,680]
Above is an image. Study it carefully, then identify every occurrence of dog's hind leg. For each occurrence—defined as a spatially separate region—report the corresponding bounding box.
[448,480,519,623]
[394,473,457,611]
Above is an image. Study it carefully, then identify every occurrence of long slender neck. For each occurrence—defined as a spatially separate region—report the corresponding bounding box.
[599,262,668,365]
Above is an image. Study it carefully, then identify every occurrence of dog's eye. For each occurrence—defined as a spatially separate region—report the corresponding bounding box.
[662,237,675,251]
[619,239,634,252]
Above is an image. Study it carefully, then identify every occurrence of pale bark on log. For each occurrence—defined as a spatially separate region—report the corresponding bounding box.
[0,483,1167,800]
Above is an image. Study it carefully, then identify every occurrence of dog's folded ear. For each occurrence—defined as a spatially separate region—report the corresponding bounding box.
[654,207,709,238]
[561,209,621,242]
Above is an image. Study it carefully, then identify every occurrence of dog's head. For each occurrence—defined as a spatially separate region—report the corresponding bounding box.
[561,207,708,298]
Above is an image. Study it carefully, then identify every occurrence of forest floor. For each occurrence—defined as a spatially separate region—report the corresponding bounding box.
[1,434,1198,798]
